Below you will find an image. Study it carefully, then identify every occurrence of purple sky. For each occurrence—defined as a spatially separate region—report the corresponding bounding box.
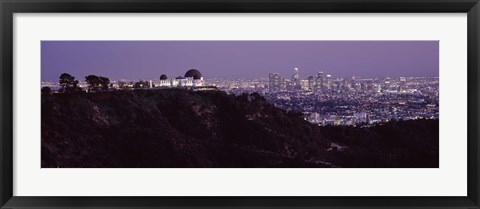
[41,41,438,81]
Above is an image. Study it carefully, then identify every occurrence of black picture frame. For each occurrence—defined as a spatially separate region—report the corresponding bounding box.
[1,0,479,208]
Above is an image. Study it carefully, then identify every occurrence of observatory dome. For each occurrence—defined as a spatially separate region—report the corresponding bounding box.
[184,69,202,80]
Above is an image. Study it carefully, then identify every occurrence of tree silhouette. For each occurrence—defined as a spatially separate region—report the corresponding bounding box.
[41,86,51,95]
[85,75,100,92]
[85,75,110,92]
[99,76,110,90]
[133,80,149,89]
[59,73,81,93]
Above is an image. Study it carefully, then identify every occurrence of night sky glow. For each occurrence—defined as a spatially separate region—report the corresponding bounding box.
[41,41,439,81]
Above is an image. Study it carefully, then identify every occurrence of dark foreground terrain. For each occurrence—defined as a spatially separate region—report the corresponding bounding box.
[41,89,439,168]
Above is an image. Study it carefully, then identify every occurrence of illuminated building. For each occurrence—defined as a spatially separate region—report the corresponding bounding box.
[159,74,170,87]
[399,77,406,92]
[170,69,204,87]
[307,76,315,91]
[300,79,309,91]
[291,67,300,87]
[315,71,324,91]
[326,74,332,90]
[184,69,204,87]
[269,73,285,93]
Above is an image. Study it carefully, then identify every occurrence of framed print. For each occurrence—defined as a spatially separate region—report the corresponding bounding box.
[1,0,479,208]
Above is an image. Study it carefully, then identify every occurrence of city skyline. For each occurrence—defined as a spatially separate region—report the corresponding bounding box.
[41,40,440,168]
[41,41,439,81]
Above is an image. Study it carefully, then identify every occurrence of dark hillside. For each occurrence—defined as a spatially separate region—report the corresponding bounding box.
[41,89,438,168]
[321,119,439,167]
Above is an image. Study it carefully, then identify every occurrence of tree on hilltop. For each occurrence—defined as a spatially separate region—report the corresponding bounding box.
[59,73,82,93]
[99,76,110,90]
[133,80,150,89]
[85,75,110,92]
[41,86,51,95]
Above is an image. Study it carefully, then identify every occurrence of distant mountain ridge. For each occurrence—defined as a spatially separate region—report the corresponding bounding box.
[41,89,439,168]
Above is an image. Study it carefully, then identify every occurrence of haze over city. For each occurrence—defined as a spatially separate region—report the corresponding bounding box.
[41,41,439,81]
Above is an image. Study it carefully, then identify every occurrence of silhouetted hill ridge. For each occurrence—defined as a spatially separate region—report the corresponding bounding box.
[41,89,439,168]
